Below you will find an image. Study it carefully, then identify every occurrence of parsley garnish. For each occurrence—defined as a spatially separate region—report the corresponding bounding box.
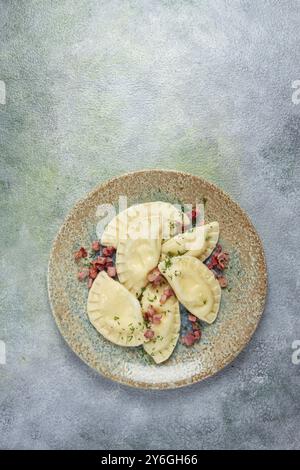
[164,257,172,269]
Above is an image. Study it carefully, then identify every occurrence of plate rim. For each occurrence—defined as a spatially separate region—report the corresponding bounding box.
[47,169,268,390]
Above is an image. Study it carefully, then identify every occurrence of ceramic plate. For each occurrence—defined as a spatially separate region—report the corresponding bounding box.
[48,170,267,389]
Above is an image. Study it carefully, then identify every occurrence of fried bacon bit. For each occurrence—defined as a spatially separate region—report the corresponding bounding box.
[181,332,197,346]
[144,305,156,323]
[77,269,89,281]
[216,252,230,269]
[181,314,202,346]
[164,287,174,297]
[147,268,160,282]
[147,305,157,315]
[188,314,197,323]
[206,258,218,270]
[159,287,174,305]
[143,306,162,325]
[105,257,113,267]
[152,314,162,324]
[74,247,88,261]
[75,242,117,287]
[215,244,222,254]
[91,262,105,272]
[153,276,163,287]
[107,266,117,277]
[217,275,228,288]
[102,246,115,257]
[144,329,155,340]
[181,329,202,346]
[193,329,201,340]
[94,256,107,266]
[206,244,230,273]
[147,268,163,286]
[91,240,101,251]
[89,267,98,279]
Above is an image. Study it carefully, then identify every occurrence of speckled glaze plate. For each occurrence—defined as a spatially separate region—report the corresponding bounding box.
[48,170,267,389]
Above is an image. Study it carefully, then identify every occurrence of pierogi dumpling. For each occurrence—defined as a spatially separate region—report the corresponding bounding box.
[101,201,189,248]
[141,282,180,363]
[87,271,145,346]
[158,256,221,324]
[116,216,162,298]
[161,222,219,261]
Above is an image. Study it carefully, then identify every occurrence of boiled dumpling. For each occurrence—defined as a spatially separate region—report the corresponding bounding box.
[141,282,180,363]
[100,204,142,248]
[161,222,219,261]
[158,256,221,324]
[100,201,189,248]
[87,271,145,346]
[116,216,162,298]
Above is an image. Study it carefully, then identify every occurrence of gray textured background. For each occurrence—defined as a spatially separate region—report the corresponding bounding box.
[0,0,299,450]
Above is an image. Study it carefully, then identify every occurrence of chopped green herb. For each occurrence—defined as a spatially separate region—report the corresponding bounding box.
[137,286,146,301]
[164,257,172,269]
[147,295,157,302]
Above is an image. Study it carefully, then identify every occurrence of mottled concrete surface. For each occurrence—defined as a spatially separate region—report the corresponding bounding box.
[0,0,299,450]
